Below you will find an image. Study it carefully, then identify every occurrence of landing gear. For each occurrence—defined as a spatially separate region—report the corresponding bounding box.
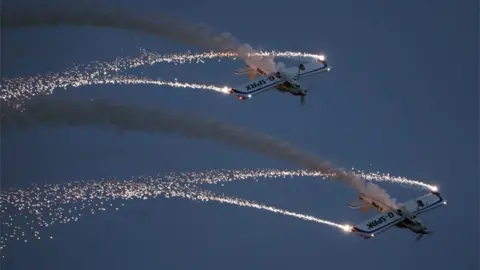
[300,95,306,106]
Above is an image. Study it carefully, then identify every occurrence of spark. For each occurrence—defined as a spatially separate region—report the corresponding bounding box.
[0,173,346,254]
[173,168,436,191]
[100,75,231,94]
[341,224,353,232]
[0,167,436,253]
[1,50,325,104]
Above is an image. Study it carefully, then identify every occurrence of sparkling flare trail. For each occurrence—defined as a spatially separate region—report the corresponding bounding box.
[1,50,324,104]
[0,167,435,254]
[160,168,436,191]
[0,173,349,255]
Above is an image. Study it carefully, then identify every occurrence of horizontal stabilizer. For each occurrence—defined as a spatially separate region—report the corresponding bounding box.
[349,200,368,209]
[234,66,254,75]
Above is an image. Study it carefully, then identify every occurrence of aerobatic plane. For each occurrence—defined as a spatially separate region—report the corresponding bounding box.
[230,55,331,105]
[350,191,447,241]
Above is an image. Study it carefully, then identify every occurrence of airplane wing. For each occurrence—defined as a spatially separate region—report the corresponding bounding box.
[229,74,285,99]
[282,61,331,80]
[402,191,446,215]
[351,211,404,239]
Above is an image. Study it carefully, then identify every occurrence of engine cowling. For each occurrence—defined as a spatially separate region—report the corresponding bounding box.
[299,64,305,70]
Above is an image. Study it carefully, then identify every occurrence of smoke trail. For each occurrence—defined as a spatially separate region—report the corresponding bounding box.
[1,99,398,209]
[1,5,277,72]
[238,44,279,74]
[1,7,233,52]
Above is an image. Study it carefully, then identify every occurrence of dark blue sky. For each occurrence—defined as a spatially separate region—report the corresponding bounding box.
[1,0,478,269]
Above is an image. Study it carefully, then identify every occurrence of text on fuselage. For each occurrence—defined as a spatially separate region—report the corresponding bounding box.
[245,76,276,91]
[366,212,395,229]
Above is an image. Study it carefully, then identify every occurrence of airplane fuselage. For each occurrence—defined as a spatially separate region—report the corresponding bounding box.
[275,81,306,96]
[369,199,429,235]
[394,207,429,235]
[246,65,307,96]
[230,60,331,103]
[395,218,429,235]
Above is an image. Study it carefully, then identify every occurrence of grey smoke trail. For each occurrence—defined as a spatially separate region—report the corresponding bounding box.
[1,7,236,52]
[1,99,397,208]
[0,5,276,71]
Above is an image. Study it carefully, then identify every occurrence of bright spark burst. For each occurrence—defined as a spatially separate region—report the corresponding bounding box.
[0,167,436,255]
[1,50,324,104]
[341,224,353,232]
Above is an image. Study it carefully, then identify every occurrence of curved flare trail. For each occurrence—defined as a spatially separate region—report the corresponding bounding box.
[0,174,348,255]
[180,168,436,191]
[0,167,435,254]
[1,50,323,104]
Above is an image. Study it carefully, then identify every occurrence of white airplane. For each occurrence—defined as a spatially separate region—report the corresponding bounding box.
[229,55,332,105]
[350,191,447,241]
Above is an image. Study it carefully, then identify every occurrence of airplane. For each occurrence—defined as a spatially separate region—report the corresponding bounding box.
[229,55,332,105]
[350,191,447,241]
